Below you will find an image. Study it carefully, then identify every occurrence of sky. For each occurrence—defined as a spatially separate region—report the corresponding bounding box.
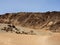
[0,0,60,14]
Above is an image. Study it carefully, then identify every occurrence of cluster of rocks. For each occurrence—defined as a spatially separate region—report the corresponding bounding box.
[1,24,36,35]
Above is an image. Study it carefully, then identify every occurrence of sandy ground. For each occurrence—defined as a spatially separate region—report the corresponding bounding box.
[0,32,60,45]
[0,23,60,45]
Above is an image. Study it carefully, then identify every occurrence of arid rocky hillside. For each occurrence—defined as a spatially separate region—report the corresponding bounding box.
[0,11,60,33]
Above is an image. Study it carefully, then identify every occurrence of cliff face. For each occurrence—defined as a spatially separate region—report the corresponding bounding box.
[0,11,60,32]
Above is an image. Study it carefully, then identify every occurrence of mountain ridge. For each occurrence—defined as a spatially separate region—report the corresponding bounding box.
[0,11,60,32]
